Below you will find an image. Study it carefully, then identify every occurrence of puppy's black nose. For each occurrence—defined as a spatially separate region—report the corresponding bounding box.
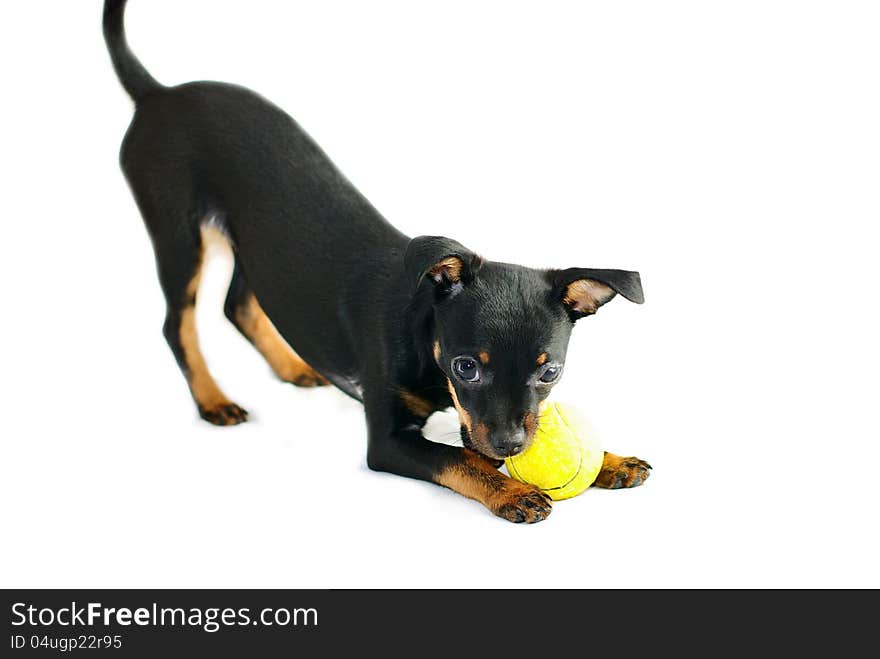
[491,428,525,457]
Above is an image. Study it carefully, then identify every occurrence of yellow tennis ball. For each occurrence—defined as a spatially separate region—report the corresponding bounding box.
[505,401,604,500]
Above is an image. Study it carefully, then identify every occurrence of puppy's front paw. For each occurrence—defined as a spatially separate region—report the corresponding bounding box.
[491,483,553,524]
[199,401,249,426]
[594,455,652,489]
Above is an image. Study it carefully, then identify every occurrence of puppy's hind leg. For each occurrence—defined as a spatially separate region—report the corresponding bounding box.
[153,225,248,425]
[223,257,328,387]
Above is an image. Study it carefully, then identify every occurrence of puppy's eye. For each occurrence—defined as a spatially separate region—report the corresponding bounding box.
[539,365,561,383]
[452,357,481,383]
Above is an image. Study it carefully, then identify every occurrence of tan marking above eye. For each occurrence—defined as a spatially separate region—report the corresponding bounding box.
[478,351,490,365]
[536,352,548,366]
[433,341,441,363]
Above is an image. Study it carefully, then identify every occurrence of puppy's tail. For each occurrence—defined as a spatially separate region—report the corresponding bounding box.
[103,0,162,102]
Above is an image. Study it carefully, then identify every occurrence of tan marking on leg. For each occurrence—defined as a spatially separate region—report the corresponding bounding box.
[436,449,505,502]
[399,388,435,418]
[236,295,328,387]
[179,264,246,425]
[478,350,490,365]
[180,306,229,410]
[200,224,232,253]
[436,449,552,523]
[536,352,548,366]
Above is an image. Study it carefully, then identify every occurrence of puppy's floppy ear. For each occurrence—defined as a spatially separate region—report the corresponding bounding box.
[404,236,482,297]
[549,267,644,320]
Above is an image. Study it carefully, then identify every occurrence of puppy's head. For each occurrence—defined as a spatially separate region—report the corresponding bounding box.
[406,236,644,461]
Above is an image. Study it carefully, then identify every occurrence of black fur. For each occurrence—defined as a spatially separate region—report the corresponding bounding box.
[104,1,645,522]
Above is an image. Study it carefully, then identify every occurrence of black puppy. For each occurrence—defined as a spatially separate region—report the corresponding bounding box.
[104,0,650,523]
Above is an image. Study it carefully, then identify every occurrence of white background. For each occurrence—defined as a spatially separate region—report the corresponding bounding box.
[1,1,878,588]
